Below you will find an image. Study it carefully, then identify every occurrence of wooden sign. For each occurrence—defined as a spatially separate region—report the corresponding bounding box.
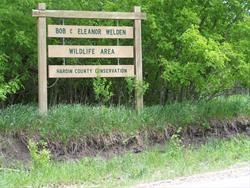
[49,65,135,78]
[33,3,146,113]
[48,45,134,58]
[48,25,134,39]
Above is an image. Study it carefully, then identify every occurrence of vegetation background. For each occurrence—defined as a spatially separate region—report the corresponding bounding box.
[0,1,250,187]
[0,0,249,107]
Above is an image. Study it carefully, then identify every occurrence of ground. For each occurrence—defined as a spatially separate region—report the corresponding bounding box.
[134,164,250,188]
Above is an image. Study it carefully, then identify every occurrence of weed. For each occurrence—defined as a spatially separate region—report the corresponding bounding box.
[93,77,113,104]
[28,140,51,170]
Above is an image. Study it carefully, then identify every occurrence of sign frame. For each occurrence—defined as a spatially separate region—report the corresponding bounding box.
[33,3,146,113]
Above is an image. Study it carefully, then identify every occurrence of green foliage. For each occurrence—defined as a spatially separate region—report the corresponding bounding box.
[0,53,21,101]
[169,127,183,149]
[161,26,236,99]
[125,77,135,95]
[125,77,135,103]
[229,16,250,88]
[125,78,150,98]
[1,136,250,187]
[28,140,51,170]
[0,0,38,101]
[93,77,113,104]
[135,80,150,97]
[0,79,21,101]
[143,0,249,102]
[0,0,249,105]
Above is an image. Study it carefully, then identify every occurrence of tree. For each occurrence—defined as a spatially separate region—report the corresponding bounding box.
[0,0,249,105]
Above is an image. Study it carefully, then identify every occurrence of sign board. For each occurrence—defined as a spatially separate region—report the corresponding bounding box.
[48,45,134,58]
[33,3,146,113]
[48,25,134,39]
[49,65,134,78]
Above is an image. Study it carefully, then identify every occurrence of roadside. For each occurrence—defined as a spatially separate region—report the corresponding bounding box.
[0,135,249,187]
[0,96,250,187]
[135,164,250,188]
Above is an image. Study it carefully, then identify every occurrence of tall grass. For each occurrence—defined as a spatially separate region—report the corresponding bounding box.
[0,95,249,142]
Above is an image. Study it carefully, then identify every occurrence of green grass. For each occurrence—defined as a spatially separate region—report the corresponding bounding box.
[0,95,249,142]
[0,135,249,187]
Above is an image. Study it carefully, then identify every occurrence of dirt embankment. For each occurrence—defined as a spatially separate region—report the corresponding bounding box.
[0,117,250,164]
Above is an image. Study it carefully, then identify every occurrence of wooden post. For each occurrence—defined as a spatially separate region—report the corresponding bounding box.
[134,6,143,111]
[37,3,47,114]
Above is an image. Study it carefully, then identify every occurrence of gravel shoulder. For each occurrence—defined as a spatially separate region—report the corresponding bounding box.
[134,163,250,188]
